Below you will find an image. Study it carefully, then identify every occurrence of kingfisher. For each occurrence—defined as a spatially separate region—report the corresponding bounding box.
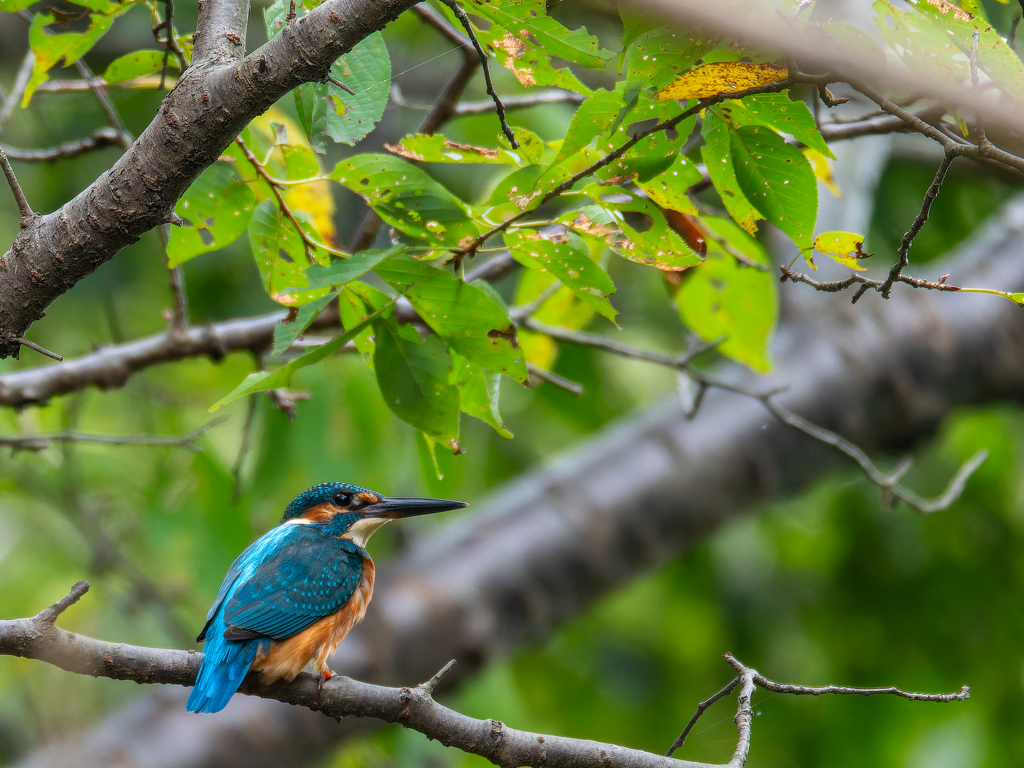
[186,482,467,714]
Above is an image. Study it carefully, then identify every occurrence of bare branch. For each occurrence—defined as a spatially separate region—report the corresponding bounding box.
[0,144,33,222]
[14,336,62,361]
[665,677,739,757]
[35,581,90,625]
[881,153,955,299]
[0,50,33,134]
[390,89,585,116]
[520,317,989,515]
[74,60,133,149]
[2,129,124,162]
[0,419,224,453]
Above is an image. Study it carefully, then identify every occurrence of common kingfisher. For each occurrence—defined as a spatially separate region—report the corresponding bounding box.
[186,482,467,714]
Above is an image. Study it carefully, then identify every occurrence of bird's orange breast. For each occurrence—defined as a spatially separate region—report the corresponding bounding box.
[250,555,375,684]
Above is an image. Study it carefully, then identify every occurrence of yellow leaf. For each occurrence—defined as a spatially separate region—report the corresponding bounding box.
[802,148,841,198]
[656,62,788,101]
[813,231,870,271]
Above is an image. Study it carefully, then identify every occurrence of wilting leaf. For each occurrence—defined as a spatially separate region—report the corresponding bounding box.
[656,62,788,101]
[813,231,870,271]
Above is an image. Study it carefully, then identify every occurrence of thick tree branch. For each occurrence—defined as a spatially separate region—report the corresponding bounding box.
[1,584,966,768]
[0,0,423,359]
[192,0,251,65]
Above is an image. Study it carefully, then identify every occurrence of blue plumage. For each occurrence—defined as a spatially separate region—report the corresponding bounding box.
[187,482,468,714]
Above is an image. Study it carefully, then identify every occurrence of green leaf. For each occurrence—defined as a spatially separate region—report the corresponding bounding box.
[701,113,761,234]
[302,245,406,290]
[635,153,703,214]
[103,50,176,84]
[676,216,776,372]
[332,155,482,246]
[568,194,703,271]
[376,255,530,383]
[210,301,394,409]
[338,281,393,370]
[714,93,835,159]
[625,26,717,95]
[505,229,617,321]
[167,163,256,267]
[374,316,460,449]
[619,9,660,71]
[271,291,338,356]
[514,269,594,369]
[813,231,869,271]
[554,89,622,163]
[248,199,329,304]
[598,113,695,184]
[0,0,37,11]
[466,0,612,68]
[266,0,390,151]
[24,9,126,105]
[728,125,817,253]
[453,355,512,438]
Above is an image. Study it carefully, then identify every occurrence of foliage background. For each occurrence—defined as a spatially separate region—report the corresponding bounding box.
[1,1,1023,766]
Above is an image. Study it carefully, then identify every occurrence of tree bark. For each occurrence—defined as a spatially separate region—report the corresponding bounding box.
[0,0,418,359]
[13,199,1024,768]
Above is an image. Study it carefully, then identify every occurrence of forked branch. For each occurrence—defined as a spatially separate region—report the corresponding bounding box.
[0,584,969,768]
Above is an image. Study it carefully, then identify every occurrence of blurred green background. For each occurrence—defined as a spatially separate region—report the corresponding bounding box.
[1,1,1023,766]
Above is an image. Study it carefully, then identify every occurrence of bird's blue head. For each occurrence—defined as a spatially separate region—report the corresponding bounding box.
[281,482,467,546]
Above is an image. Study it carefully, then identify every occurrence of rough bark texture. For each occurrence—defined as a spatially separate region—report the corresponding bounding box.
[14,200,1024,768]
[0,0,419,358]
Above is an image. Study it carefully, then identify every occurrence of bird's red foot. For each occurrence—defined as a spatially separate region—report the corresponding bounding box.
[317,669,337,697]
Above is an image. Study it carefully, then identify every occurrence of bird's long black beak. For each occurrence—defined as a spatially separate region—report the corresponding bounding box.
[365,496,468,519]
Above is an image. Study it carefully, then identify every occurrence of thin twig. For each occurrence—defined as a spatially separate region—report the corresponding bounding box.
[880,152,955,299]
[16,336,60,361]
[665,677,740,757]
[392,87,585,115]
[527,363,584,395]
[520,317,987,514]
[435,0,519,148]
[35,581,91,624]
[74,60,133,149]
[0,419,225,453]
[2,128,123,161]
[0,50,33,134]
[417,659,457,694]
[0,144,34,222]
[231,394,259,502]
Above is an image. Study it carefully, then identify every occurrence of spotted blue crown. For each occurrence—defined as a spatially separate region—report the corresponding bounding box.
[281,482,372,521]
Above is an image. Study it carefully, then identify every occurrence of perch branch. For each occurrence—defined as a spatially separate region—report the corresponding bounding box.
[0,143,33,221]
[0,585,969,768]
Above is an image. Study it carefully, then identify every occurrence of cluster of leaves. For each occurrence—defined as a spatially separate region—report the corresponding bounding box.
[23,0,1008,453]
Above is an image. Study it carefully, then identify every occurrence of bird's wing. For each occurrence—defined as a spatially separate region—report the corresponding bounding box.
[219,526,366,641]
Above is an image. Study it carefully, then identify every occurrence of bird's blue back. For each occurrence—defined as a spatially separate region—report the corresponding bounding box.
[186,522,365,714]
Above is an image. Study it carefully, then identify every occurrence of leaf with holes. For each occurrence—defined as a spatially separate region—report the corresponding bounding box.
[635,153,703,214]
[332,155,483,247]
[377,255,530,383]
[554,89,622,163]
[676,216,776,372]
[714,93,834,159]
[625,27,717,95]
[729,125,817,255]
[374,316,460,449]
[385,134,519,165]
[701,113,761,235]
[813,231,870,271]
[265,0,390,151]
[505,229,617,321]
[248,200,330,305]
[167,163,256,267]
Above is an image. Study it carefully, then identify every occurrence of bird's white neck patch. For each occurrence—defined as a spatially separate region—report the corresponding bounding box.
[344,517,390,548]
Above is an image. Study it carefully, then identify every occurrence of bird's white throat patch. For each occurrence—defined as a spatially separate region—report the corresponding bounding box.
[344,517,390,548]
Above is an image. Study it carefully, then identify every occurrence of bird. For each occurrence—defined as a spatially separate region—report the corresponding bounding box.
[186,481,467,714]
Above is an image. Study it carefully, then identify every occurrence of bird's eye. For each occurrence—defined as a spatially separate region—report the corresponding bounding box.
[332,492,352,507]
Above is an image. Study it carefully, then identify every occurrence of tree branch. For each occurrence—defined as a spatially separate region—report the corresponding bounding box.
[1,129,124,162]
[0,0,424,359]
[0,418,224,453]
[192,0,251,65]
[0,143,34,222]
[1,585,967,768]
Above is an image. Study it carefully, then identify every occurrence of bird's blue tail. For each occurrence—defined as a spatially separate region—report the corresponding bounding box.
[187,616,268,714]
